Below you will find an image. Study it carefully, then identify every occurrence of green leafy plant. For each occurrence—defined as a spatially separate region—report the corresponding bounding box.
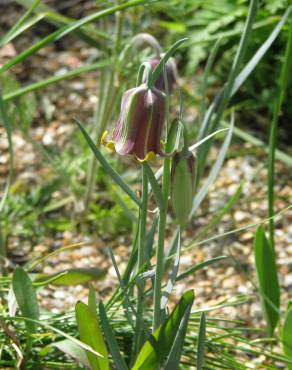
[0,0,292,369]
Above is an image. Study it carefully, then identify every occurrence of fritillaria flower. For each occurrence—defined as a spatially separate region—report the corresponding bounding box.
[102,83,166,162]
[146,57,177,94]
[170,150,196,227]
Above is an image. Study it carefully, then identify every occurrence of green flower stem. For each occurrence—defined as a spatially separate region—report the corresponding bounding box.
[135,163,148,352]
[153,207,167,330]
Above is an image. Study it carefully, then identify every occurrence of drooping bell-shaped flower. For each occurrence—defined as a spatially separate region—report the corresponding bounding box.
[103,83,167,161]
[146,57,177,94]
[170,150,196,227]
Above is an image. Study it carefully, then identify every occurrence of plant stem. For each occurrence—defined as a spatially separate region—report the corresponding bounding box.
[135,163,148,352]
[153,208,166,331]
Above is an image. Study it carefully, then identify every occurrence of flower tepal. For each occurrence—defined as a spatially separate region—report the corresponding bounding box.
[111,83,166,161]
[147,57,177,94]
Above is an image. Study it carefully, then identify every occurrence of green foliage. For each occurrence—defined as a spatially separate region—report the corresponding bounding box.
[254,225,280,335]
[196,312,206,370]
[35,267,107,286]
[0,0,291,369]
[12,266,39,333]
[132,290,194,370]
[283,304,292,369]
[75,300,109,370]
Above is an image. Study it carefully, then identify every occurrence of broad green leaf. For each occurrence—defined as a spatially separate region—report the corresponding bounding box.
[254,225,280,335]
[132,290,194,370]
[34,267,107,286]
[164,290,193,370]
[99,301,129,370]
[75,301,108,370]
[196,312,206,370]
[49,339,90,368]
[283,305,292,370]
[12,266,39,333]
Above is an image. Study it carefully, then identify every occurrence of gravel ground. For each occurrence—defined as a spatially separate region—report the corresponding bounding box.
[1,1,291,337]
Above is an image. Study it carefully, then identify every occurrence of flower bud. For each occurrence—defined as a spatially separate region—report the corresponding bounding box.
[170,150,196,227]
[146,57,177,94]
[105,84,166,161]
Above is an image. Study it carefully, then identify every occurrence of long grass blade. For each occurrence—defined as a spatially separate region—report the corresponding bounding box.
[220,120,292,167]
[3,60,110,101]
[0,94,13,213]
[98,301,129,370]
[268,13,292,248]
[75,118,141,207]
[283,305,292,370]
[0,0,41,47]
[176,256,228,282]
[161,228,181,310]
[0,0,146,74]
[191,115,234,217]
[197,0,258,176]
[196,312,206,370]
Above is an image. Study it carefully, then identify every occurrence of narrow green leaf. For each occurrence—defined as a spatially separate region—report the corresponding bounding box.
[0,0,41,47]
[195,182,243,240]
[75,118,141,207]
[12,267,39,333]
[191,116,234,217]
[268,13,292,248]
[231,6,292,97]
[0,0,146,73]
[152,38,188,83]
[196,312,206,370]
[4,60,110,101]
[0,93,13,212]
[154,128,229,183]
[75,301,108,370]
[176,256,228,282]
[254,225,280,335]
[197,0,258,174]
[132,290,194,370]
[99,301,129,370]
[34,267,107,286]
[161,229,181,310]
[283,305,292,370]
[200,38,221,119]
[220,120,292,167]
